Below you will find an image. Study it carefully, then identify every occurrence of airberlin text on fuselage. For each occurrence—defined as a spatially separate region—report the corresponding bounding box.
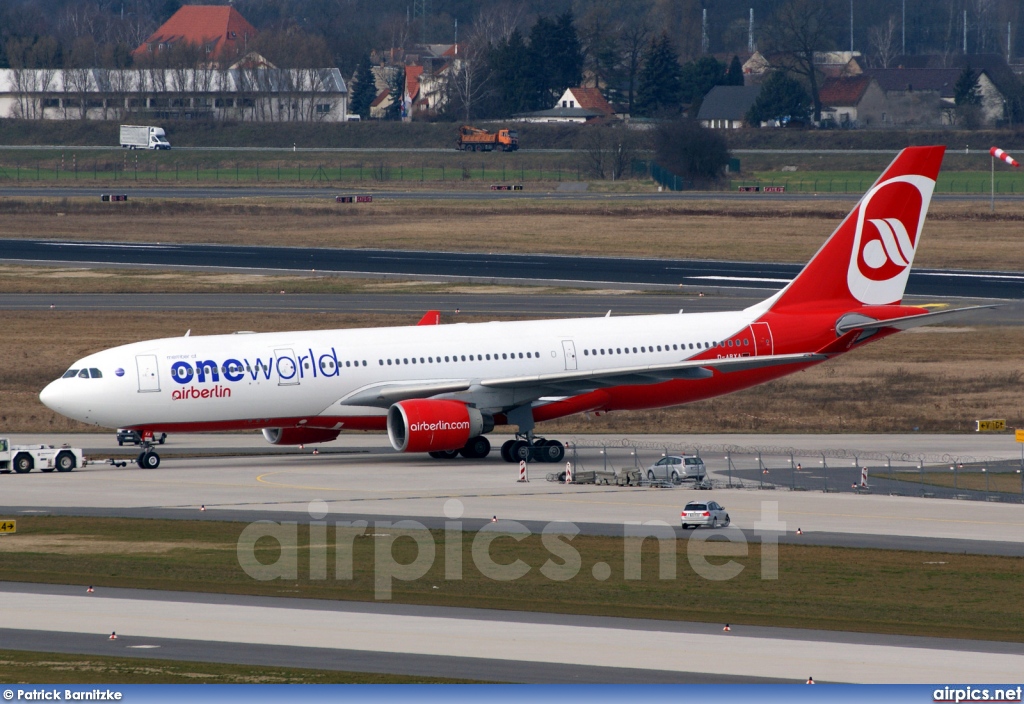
[168,347,345,396]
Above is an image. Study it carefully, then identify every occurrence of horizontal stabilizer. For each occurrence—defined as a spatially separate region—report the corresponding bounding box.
[835,305,998,335]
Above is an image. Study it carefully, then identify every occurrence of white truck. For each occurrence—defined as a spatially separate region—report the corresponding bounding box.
[119,124,171,150]
[0,438,86,474]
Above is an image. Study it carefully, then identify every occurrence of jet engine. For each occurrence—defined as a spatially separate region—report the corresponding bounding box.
[387,399,491,452]
[262,427,342,445]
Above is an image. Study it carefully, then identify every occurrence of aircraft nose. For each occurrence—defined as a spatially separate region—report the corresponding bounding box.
[39,380,63,413]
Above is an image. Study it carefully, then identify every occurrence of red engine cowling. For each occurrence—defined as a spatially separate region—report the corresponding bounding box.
[387,399,486,452]
[262,427,341,445]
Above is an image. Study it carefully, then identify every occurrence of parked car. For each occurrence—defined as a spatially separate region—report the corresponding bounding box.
[646,455,706,483]
[681,501,729,529]
[117,429,166,446]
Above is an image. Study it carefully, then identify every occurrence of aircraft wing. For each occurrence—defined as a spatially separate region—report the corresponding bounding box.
[335,353,824,407]
[835,305,998,335]
[479,353,826,394]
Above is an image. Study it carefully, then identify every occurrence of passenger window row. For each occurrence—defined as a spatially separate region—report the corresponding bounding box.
[379,351,541,366]
[582,338,751,357]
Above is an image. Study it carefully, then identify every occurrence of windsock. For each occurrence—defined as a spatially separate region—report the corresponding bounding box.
[990,147,1020,167]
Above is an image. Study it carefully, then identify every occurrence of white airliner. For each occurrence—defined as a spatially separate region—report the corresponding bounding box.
[40,146,984,468]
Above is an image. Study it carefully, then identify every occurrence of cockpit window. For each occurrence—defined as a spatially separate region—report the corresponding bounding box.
[77,369,89,378]
[62,369,79,379]
[89,368,102,378]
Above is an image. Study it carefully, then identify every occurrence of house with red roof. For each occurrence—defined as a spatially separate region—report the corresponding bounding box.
[555,87,614,116]
[818,76,886,127]
[132,5,258,64]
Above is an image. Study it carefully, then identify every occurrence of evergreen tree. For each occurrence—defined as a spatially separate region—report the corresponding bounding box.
[679,56,726,115]
[634,34,682,117]
[383,66,403,121]
[954,66,981,106]
[526,12,584,110]
[487,29,532,117]
[746,71,810,125]
[726,56,744,86]
[349,54,377,119]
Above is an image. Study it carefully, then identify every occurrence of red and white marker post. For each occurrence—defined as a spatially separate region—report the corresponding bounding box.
[989,147,1020,213]
[565,461,573,484]
[518,459,528,482]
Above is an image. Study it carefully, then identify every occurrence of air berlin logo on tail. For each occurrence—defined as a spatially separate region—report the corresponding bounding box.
[847,175,935,305]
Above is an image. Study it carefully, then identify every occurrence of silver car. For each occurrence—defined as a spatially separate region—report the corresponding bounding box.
[681,501,730,529]
[646,455,706,483]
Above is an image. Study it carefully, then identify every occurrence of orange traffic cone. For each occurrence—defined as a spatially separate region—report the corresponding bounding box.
[806,677,815,684]
[87,586,94,593]
[723,624,731,632]
[109,632,117,640]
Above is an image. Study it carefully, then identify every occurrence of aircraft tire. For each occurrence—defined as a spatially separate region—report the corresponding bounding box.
[510,440,530,463]
[500,440,516,463]
[460,436,490,459]
[539,440,565,463]
[140,451,160,469]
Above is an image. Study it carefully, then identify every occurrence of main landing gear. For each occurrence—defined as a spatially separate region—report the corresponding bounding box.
[428,436,491,460]
[500,437,565,464]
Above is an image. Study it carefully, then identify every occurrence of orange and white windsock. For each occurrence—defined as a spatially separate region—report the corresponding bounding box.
[990,147,1020,167]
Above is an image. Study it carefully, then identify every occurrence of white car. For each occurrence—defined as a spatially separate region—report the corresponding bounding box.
[681,501,729,529]
[646,455,706,483]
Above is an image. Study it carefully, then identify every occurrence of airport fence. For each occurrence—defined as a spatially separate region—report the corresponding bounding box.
[561,438,1024,503]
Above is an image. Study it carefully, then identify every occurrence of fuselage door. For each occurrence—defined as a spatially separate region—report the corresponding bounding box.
[274,348,300,386]
[749,322,774,356]
[136,354,160,393]
[561,340,578,370]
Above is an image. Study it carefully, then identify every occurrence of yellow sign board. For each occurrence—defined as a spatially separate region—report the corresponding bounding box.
[976,419,1006,432]
[0,520,16,534]
[1017,429,1024,443]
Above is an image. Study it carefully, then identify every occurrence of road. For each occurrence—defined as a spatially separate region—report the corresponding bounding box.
[3,238,1022,299]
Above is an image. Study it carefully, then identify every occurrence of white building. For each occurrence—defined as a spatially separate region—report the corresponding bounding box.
[0,66,347,122]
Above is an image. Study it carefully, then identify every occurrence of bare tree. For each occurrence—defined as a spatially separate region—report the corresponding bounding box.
[764,0,839,123]
[472,3,526,46]
[869,15,900,68]
[620,14,652,114]
[442,27,492,122]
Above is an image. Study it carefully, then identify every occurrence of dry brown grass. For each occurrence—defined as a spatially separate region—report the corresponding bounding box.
[0,265,602,295]
[1,197,1022,269]
[2,310,1021,434]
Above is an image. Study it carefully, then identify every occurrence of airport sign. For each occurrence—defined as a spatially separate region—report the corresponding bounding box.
[0,520,16,534]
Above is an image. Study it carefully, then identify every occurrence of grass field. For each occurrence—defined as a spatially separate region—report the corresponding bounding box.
[1,197,1022,271]
[877,470,1024,494]
[0,649,475,684]
[1,309,1021,435]
[0,516,1021,642]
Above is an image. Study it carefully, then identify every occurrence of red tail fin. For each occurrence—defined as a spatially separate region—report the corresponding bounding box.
[768,146,945,312]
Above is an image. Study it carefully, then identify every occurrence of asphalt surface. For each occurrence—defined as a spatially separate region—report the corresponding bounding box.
[4,238,1023,299]
[2,292,1020,323]
[3,185,1024,203]
[2,583,1021,684]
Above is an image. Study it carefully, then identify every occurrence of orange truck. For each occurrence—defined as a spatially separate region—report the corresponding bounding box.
[456,125,519,152]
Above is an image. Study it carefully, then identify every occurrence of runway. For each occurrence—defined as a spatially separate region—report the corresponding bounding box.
[2,583,1022,684]
[3,433,1023,682]
[3,238,1023,299]
[2,292,1020,324]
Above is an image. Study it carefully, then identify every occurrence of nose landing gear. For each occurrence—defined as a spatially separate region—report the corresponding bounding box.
[136,443,160,469]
